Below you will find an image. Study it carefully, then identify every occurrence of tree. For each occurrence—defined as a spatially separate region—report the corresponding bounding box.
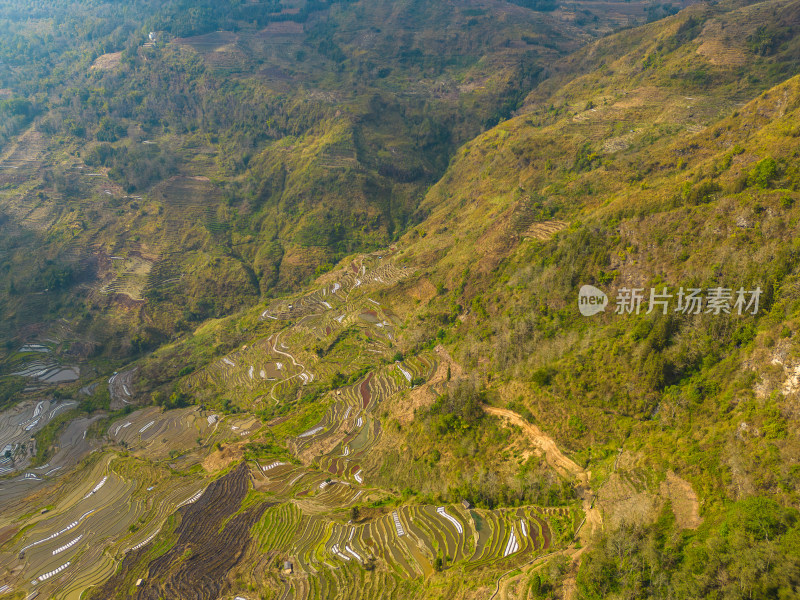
[433,555,443,571]
[747,157,779,189]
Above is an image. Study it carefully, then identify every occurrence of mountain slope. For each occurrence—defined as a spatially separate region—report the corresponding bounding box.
[2,0,800,599]
[0,0,663,359]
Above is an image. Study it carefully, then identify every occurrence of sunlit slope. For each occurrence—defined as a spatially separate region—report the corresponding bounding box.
[2,0,800,598]
[359,1,800,590]
[0,254,581,600]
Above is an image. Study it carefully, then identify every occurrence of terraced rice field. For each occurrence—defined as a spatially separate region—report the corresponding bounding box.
[108,367,138,409]
[172,32,253,72]
[0,251,581,599]
[0,128,47,188]
[106,405,238,461]
[99,254,155,300]
[7,341,81,389]
[290,358,435,482]
[77,175,228,306]
[243,494,570,596]
[88,463,267,600]
[184,255,412,409]
[0,451,211,599]
[0,400,94,504]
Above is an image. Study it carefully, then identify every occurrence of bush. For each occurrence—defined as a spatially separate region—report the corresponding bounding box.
[685,180,720,204]
[577,498,800,600]
[531,367,555,387]
[747,157,779,189]
[429,378,485,427]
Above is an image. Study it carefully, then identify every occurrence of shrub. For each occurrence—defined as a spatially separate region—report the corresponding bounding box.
[747,157,779,189]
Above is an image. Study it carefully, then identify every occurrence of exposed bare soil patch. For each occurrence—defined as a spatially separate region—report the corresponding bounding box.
[522,220,568,240]
[394,345,459,424]
[660,470,703,529]
[91,52,122,71]
[595,472,657,528]
[484,405,602,541]
[202,441,245,472]
[407,277,437,303]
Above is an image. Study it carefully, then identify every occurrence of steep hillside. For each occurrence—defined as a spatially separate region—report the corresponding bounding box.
[2,0,800,599]
[0,0,666,360]
[384,0,800,594]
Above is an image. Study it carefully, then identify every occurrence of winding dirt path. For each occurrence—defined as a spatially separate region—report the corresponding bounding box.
[268,332,314,403]
[484,407,585,483]
[483,406,603,600]
[483,406,603,598]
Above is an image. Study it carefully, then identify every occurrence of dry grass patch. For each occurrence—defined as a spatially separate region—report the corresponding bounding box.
[659,470,702,529]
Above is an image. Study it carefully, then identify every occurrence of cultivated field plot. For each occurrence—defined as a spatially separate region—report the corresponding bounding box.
[186,254,411,407]
[0,413,105,507]
[107,367,139,409]
[260,253,408,321]
[99,254,156,301]
[0,451,209,599]
[82,175,228,308]
[291,356,435,474]
[174,20,310,84]
[7,341,81,390]
[106,405,232,461]
[0,399,78,477]
[0,249,581,599]
[185,333,311,402]
[0,127,47,182]
[173,31,252,72]
[246,499,573,596]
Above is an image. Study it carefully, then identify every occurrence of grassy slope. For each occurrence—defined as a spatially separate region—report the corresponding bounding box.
[70,0,800,551]
[95,1,800,591]
[375,0,800,594]
[396,0,800,490]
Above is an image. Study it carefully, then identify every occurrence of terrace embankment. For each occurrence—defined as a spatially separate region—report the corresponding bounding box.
[90,462,269,600]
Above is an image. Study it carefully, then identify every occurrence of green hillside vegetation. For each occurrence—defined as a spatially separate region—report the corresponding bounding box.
[69,0,800,589]
[397,0,800,492]
[2,0,800,598]
[374,0,800,594]
[0,0,623,354]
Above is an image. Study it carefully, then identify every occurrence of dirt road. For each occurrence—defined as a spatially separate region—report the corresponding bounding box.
[483,406,602,538]
[484,407,585,481]
[483,405,603,599]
